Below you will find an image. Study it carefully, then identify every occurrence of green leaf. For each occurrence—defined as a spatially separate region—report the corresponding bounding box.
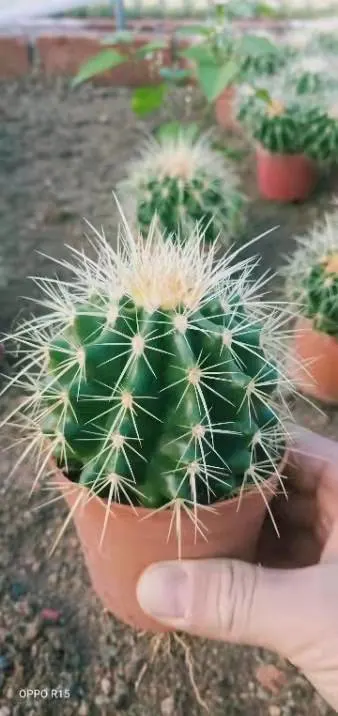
[197,59,239,103]
[256,2,278,18]
[255,87,272,103]
[131,84,167,116]
[179,44,215,65]
[72,49,126,86]
[100,30,134,46]
[175,25,210,37]
[135,40,168,58]
[159,66,192,84]
[156,121,200,142]
[238,34,276,58]
[180,122,200,142]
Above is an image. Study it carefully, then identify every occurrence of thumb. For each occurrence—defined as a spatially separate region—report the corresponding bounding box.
[136,559,331,654]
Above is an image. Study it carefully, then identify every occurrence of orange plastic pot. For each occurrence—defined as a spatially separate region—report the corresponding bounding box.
[256,147,317,202]
[290,316,338,404]
[214,86,239,132]
[57,465,283,633]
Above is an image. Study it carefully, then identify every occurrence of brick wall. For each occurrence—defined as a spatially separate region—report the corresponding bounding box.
[0,16,291,83]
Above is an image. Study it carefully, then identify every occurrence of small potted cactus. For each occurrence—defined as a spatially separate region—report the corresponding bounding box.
[285,210,338,403]
[118,131,246,246]
[4,210,292,633]
[236,79,319,202]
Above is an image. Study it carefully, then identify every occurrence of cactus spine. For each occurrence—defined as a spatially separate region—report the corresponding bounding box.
[119,133,245,245]
[285,211,338,336]
[5,210,291,547]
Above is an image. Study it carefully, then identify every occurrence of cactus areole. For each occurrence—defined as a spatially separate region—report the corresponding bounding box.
[7,213,288,550]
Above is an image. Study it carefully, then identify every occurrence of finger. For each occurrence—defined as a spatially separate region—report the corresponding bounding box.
[258,520,320,568]
[321,524,338,563]
[269,492,318,529]
[136,559,323,653]
[285,427,338,491]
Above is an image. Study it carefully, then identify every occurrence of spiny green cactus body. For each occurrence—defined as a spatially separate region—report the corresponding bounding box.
[285,211,338,337]
[8,218,287,524]
[41,279,282,507]
[238,98,305,154]
[136,173,243,244]
[119,133,245,245]
[292,255,338,337]
[237,79,337,158]
[302,108,338,163]
[296,72,324,96]
[241,44,294,80]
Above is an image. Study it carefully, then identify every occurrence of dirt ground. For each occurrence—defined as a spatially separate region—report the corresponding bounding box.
[1,77,338,716]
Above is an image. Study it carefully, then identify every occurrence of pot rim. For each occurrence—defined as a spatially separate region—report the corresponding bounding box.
[295,315,338,343]
[255,143,314,161]
[52,449,288,521]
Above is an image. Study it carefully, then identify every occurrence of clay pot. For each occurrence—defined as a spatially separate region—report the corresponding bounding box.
[214,86,239,132]
[256,146,317,202]
[290,316,338,404]
[58,464,284,633]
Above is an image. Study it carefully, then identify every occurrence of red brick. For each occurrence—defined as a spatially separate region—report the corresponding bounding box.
[0,36,30,79]
[36,32,172,86]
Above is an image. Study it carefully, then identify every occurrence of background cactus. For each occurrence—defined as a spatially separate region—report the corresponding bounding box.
[302,103,338,163]
[236,72,337,157]
[240,41,294,80]
[118,132,246,245]
[285,210,338,336]
[237,87,308,154]
[285,55,334,95]
[5,211,291,546]
[306,31,338,58]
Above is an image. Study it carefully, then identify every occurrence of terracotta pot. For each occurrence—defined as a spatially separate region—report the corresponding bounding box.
[57,462,284,633]
[290,316,338,404]
[256,146,317,202]
[214,86,239,132]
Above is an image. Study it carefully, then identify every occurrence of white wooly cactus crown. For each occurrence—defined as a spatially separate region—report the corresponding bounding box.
[118,132,246,246]
[284,207,338,336]
[3,207,297,552]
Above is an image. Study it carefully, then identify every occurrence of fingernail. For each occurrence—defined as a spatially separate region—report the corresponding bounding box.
[137,563,188,621]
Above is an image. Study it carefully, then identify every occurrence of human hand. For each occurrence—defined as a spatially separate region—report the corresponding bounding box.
[137,428,338,711]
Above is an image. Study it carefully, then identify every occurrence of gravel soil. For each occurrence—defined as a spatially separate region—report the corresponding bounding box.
[0,76,338,716]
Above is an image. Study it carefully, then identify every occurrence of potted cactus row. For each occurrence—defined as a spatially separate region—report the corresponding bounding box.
[118,131,246,245]
[4,210,293,633]
[285,210,338,404]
